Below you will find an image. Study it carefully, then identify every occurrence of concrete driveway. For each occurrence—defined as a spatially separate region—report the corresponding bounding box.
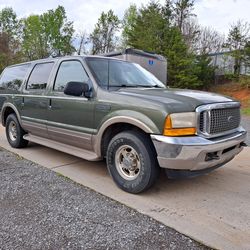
[0,125,250,250]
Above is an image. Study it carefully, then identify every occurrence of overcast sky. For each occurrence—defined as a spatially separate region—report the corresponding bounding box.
[0,0,250,36]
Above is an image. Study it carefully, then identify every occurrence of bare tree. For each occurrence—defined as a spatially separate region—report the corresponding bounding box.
[181,17,224,55]
[226,20,250,51]
[182,18,200,51]
[76,31,90,55]
[225,20,250,75]
[90,10,120,55]
[195,26,225,54]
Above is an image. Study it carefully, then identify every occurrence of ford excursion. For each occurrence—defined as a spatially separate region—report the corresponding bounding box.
[0,56,247,193]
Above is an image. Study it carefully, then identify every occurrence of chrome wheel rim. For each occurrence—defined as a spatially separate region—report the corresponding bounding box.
[9,121,17,141]
[115,145,141,180]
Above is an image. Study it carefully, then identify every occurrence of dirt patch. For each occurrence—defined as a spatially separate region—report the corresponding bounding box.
[233,89,250,99]
[209,82,250,108]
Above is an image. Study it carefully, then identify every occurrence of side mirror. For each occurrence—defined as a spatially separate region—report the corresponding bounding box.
[64,82,90,97]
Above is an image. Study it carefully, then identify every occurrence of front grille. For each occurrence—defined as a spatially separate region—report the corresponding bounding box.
[210,108,240,134]
[198,105,240,137]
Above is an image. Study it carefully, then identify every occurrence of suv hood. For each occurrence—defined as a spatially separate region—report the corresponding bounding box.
[117,88,236,111]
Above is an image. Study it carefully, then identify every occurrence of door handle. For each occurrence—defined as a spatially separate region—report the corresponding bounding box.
[21,97,24,107]
[48,99,52,110]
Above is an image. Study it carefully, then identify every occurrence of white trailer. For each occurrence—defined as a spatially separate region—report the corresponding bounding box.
[103,48,167,85]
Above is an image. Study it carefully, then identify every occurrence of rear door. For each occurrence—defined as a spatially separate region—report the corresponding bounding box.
[46,59,95,150]
[20,62,54,138]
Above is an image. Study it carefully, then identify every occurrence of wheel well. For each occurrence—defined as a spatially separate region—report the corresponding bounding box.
[101,123,150,158]
[2,107,15,126]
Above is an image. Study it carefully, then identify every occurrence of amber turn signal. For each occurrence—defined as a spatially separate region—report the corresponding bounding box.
[163,115,196,136]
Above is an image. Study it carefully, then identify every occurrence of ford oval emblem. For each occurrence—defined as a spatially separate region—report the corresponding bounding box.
[227,116,234,122]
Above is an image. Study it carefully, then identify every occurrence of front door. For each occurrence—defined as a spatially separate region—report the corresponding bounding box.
[47,59,95,150]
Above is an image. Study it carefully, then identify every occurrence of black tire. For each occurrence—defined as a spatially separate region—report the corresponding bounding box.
[106,131,160,194]
[6,114,28,148]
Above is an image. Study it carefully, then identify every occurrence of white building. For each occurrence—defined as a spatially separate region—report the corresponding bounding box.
[209,51,250,76]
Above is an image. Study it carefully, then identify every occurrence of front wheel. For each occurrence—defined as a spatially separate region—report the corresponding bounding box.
[6,114,28,148]
[106,131,160,194]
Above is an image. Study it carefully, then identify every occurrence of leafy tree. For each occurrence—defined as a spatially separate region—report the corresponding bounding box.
[41,6,74,56]
[0,7,21,41]
[173,0,195,33]
[22,6,74,60]
[22,15,48,60]
[122,4,138,48]
[0,33,9,72]
[0,7,22,72]
[90,10,120,54]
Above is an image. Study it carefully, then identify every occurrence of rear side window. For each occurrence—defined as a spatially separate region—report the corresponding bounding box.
[54,60,89,91]
[26,62,54,90]
[0,64,30,91]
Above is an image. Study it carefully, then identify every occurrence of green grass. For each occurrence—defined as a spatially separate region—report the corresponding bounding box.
[56,172,72,181]
[242,98,250,116]
[242,107,250,116]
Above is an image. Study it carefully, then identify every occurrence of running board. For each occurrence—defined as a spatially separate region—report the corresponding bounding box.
[23,134,100,161]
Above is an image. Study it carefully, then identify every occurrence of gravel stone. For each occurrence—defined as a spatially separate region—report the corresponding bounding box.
[0,148,210,250]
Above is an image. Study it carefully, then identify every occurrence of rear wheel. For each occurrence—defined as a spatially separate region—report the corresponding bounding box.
[6,114,28,148]
[106,131,160,193]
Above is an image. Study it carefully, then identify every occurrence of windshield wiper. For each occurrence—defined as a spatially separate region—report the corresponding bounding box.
[109,84,142,88]
[109,84,163,88]
[139,85,163,88]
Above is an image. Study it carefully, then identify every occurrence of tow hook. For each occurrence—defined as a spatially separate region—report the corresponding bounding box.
[240,142,248,147]
[205,152,220,161]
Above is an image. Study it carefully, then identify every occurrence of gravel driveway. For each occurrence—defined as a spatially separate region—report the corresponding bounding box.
[241,116,250,145]
[0,148,209,250]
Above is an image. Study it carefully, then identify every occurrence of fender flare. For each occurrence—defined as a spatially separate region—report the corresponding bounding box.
[93,115,160,157]
[1,103,23,127]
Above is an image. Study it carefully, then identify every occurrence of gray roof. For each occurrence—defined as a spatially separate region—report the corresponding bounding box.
[102,48,167,62]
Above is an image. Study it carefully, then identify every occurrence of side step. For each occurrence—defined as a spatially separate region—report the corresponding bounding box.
[23,134,100,161]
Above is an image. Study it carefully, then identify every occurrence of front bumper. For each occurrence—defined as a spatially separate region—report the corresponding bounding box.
[151,127,247,171]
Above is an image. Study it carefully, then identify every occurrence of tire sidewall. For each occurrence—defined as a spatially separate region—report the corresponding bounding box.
[6,114,23,148]
[107,133,154,193]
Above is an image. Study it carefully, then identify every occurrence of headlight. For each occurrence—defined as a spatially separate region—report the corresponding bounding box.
[163,112,197,136]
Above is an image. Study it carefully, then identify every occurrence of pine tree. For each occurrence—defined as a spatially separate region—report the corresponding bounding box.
[126,2,201,88]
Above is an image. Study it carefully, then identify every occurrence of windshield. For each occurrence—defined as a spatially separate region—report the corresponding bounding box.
[86,57,165,89]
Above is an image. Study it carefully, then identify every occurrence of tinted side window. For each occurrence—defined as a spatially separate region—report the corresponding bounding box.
[0,64,30,91]
[27,62,54,90]
[54,61,89,92]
